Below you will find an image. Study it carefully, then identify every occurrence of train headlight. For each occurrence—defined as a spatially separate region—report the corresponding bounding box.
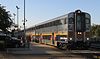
[87,38,89,40]
[78,32,82,35]
[70,38,72,40]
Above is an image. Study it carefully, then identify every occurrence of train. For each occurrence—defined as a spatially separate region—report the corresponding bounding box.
[24,10,91,50]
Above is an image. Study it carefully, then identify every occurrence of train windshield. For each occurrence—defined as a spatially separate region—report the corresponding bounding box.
[76,15,82,31]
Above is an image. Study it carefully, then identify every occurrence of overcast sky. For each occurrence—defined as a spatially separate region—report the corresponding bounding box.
[0,0,100,29]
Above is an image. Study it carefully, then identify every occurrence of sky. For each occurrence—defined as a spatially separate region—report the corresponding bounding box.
[0,0,100,29]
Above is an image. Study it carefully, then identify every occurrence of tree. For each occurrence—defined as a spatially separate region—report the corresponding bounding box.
[0,4,13,31]
[95,26,100,37]
[91,24,97,37]
[91,24,100,37]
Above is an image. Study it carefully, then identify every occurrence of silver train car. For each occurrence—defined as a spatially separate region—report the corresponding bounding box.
[26,10,91,49]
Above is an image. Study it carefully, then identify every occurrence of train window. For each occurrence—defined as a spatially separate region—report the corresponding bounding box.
[41,25,43,28]
[64,18,66,24]
[45,23,47,27]
[44,24,46,27]
[58,20,62,25]
[50,22,52,26]
[54,21,56,26]
[40,25,42,28]
[85,13,90,18]
[53,21,57,26]
[69,18,74,24]
[86,19,90,24]
[60,18,67,24]
[68,13,74,18]
[56,20,59,25]
[68,12,74,24]
[54,20,62,25]
[61,19,65,24]
[43,35,51,40]
[51,22,54,26]
[76,15,81,31]
[86,24,90,30]
[47,23,49,27]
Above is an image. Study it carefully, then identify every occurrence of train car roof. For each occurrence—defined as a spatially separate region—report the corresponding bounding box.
[21,10,91,32]
[26,14,68,30]
[35,14,68,26]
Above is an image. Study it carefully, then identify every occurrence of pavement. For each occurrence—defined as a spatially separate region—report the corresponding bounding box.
[6,42,65,55]
[1,42,100,59]
[7,42,100,58]
[6,42,100,54]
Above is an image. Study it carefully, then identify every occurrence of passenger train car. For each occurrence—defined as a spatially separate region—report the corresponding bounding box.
[26,10,91,49]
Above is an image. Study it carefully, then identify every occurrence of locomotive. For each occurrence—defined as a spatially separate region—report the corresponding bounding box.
[25,10,91,49]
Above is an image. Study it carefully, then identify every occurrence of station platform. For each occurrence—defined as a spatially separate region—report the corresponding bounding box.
[6,42,100,54]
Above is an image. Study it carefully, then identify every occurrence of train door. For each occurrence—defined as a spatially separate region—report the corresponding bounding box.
[75,13,85,41]
[74,10,84,49]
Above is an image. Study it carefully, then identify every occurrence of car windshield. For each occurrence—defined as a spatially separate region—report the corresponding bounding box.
[60,39,65,41]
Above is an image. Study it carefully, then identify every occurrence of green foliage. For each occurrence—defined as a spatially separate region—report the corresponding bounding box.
[95,27,100,37]
[0,5,12,31]
[91,24,100,37]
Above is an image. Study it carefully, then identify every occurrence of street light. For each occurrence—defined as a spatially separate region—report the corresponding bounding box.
[23,0,27,47]
[16,6,20,28]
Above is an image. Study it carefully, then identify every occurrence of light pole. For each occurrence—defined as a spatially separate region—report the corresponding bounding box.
[23,0,27,47]
[16,6,20,28]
